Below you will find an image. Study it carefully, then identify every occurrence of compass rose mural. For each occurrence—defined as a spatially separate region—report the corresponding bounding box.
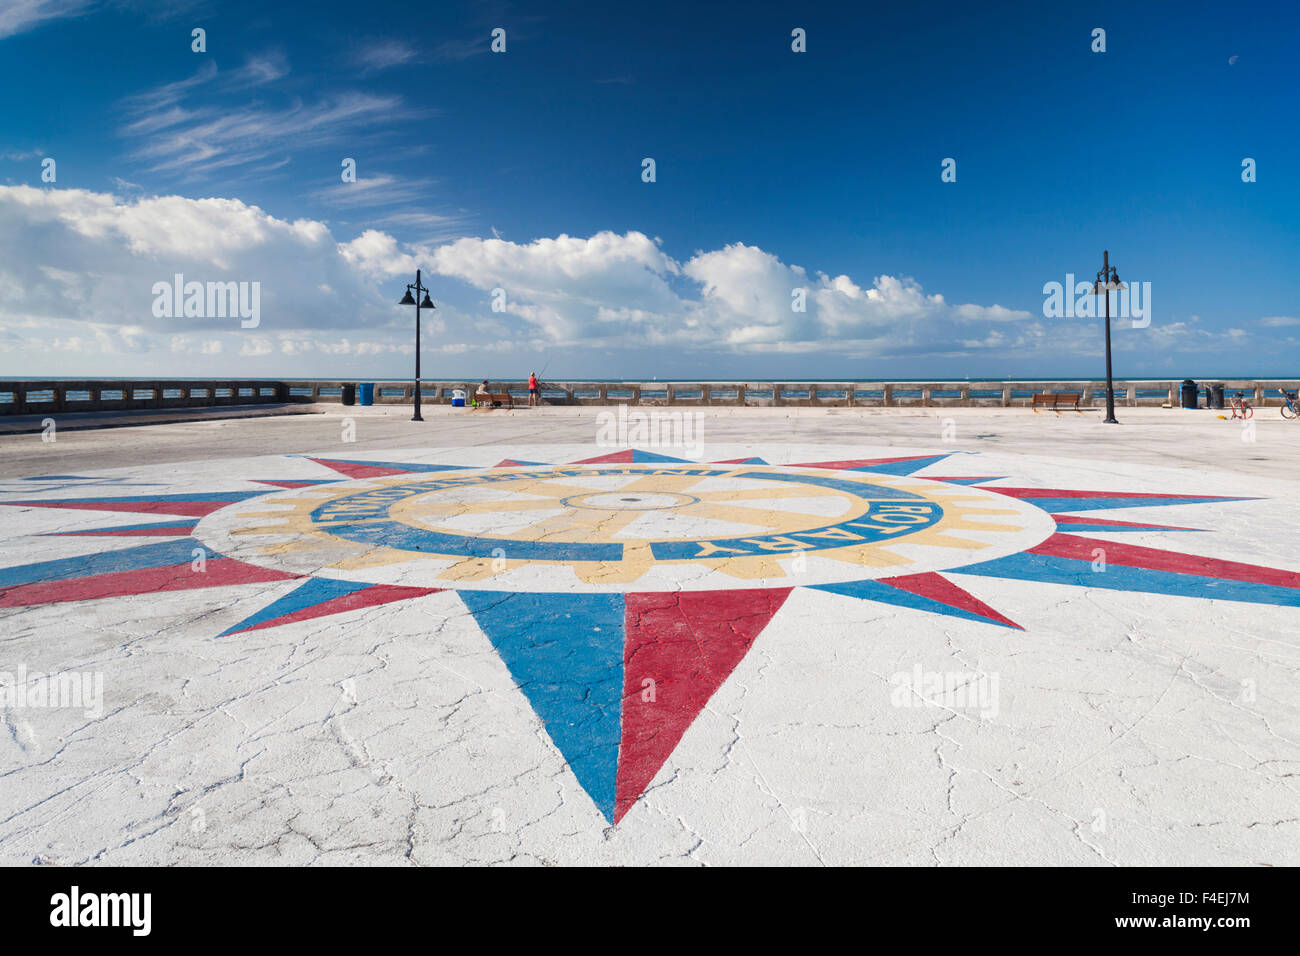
[3,448,1298,825]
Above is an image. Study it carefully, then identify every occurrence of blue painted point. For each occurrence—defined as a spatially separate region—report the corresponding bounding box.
[1051,521,1202,533]
[459,590,626,822]
[304,457,476,473]
[851,454,954,476]
[956,552,1300,608]
[219,577,371,635]
[39,519,199,535]
[934,476,1006,486]
[0,537,202,587]
[1016,495,1249,514]
[811,578,1018,628]
[5,491,261,505]
[630,450,697,463]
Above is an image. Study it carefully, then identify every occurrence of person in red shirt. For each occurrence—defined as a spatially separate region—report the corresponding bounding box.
[528,371,539,407]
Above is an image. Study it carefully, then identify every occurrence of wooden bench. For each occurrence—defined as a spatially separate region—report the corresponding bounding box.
[473,391,514,409]
[1031,392,1082,412]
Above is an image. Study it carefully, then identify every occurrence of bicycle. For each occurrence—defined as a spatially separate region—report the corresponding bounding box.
[1228,391,1253,420]
[1279,388,1299,420]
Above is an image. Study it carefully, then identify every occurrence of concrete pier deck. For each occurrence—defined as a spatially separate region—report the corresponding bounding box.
[1,407,1297,865]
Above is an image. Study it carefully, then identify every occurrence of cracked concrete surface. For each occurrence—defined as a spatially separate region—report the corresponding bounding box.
[0,410,1297,865]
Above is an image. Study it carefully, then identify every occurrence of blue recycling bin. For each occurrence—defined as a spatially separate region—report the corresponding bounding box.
[358,383,374,406]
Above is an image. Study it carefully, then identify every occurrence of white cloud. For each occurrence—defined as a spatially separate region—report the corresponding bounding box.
[353,39,418,72]
[0,185,397,341]
[426,233,1041,357]
[0,0,95,40]
[339,229,419,278]
[118,59,421,176]
[952,303,1033,322]
[0,183,1185,376]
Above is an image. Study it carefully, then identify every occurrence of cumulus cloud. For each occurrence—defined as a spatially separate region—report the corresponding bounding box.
[0,185,399,348]
[424,233,1038,357]
[1,183,1215,378]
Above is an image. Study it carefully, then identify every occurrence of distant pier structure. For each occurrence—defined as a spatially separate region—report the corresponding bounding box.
[3,378,1298,414]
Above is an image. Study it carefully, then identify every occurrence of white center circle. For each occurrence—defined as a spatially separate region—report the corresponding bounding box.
[195,462,1058,593]
[566,491,696,510]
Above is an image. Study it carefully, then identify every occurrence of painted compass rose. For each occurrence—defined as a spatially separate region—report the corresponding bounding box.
[3,448,1297,825]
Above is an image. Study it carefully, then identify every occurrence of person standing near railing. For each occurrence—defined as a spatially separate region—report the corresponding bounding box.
[528,371,539,407]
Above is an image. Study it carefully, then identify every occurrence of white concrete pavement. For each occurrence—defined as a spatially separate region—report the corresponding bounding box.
[0,413,1297,865]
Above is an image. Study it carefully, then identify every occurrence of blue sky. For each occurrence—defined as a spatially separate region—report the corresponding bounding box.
[1,0,1297,381]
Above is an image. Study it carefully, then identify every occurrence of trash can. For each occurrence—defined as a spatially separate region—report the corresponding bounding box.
[341,383,356,406]
[1207,383,1225,410]
[1180,379,1198,409]
[358,383,374,406]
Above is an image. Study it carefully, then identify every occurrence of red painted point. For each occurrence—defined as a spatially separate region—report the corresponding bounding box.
[615,587,792,822]
[253,480,333,489]
[880,571,1022,629]
[8,499,230,517]
[306,458,411,479]
[792,455,939,470]
[229,584,443,635]
[0,559,299,609]
[569,450,636,465]
[1032,533,1300,589]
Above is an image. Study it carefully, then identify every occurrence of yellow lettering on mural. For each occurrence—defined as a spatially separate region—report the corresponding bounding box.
[693,541,750,557]
[844,522,912,534]
[743,536,810,551]
[794,528,867,541]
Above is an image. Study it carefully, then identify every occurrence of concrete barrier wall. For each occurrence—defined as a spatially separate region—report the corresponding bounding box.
[0,381,287,416]
[2,379,1297,415]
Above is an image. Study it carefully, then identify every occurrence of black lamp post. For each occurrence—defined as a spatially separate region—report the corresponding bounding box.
[399,269,435,422]
[1091,250,1126,425]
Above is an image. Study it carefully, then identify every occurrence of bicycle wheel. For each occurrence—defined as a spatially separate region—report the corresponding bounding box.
[1243,403,1254,419]
[1282,403,1298,419]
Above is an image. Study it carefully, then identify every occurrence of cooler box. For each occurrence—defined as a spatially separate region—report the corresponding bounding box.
[451,388,467,408]
[358,383,375,406]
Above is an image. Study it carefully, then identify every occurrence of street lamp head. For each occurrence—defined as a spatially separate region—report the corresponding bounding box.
[399,289,416,306]
[419,293,435,309]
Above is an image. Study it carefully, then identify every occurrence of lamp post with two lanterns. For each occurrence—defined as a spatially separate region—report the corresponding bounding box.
[398,269,435,422]
[1091,250,1126,425]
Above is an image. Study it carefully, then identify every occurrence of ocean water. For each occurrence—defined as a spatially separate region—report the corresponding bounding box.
[2,375,1292,384]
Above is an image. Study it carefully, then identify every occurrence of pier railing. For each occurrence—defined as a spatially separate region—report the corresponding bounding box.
[0,380,287,416]
[3,379,1298,415]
